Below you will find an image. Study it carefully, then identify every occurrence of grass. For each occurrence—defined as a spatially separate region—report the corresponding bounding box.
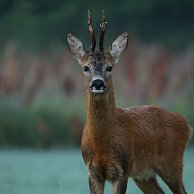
[0,148,193,194]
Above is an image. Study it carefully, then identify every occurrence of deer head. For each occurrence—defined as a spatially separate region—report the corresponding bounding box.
[67,11,128,94]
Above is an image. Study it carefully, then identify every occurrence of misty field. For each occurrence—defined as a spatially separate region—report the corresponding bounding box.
[0,148,193,194]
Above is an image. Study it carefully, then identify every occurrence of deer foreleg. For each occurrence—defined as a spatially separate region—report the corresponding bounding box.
[88,175,105,194]
[113,177,128,194]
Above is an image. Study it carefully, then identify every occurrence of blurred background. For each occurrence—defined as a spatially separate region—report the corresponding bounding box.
[0,0,193,193]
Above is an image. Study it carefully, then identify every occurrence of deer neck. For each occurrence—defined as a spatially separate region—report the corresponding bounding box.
[86,80,116,145]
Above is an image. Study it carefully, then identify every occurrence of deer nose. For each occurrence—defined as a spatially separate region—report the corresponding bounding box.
[91,79,106,90]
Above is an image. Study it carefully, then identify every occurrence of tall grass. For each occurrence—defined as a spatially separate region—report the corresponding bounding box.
[0,42,193,147]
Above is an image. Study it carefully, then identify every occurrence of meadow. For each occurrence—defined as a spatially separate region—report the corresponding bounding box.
[0,147,193,194]
[0,43,194,148]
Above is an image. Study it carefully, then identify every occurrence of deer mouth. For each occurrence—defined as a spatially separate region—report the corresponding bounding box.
[92,86,106,93]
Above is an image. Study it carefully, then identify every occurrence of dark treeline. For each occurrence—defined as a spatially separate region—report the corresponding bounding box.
[0,0,194,51]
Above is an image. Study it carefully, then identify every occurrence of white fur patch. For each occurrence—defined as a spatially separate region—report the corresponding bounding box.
[92,88,104,93]
[133,169,155,181]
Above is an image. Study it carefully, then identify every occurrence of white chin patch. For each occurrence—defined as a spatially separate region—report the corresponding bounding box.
[92,87,104,93]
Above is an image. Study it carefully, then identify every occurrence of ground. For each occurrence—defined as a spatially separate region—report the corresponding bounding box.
[0,148,193,194]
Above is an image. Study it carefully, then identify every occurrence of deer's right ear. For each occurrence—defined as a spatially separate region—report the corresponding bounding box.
[66,32,87,64]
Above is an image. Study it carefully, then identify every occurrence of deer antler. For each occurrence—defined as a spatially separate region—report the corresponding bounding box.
[88,10,96,52]
[99,10,106,51]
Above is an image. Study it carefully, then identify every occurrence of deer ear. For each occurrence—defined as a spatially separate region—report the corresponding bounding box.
[67,32,87,64]
[108,32,128,63]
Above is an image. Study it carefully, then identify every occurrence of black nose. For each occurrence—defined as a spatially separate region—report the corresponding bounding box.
[91,79,105,90]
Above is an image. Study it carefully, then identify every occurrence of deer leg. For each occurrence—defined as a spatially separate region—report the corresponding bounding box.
[156,167,187,194]
[133,177,165,194]
[88,175,105,194]
[164,179,187,194]
[113,178,128,194]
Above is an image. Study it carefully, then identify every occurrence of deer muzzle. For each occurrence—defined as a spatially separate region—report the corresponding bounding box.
[90,77,106,93]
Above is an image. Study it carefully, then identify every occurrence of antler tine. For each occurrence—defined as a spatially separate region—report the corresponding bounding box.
[88,10,96,52]
[99,10,106,51]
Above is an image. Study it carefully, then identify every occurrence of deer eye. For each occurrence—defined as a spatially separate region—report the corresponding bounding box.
[83,66,90,72]
[106,66,112,72]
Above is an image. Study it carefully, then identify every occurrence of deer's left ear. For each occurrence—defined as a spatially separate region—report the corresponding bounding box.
[67,32,87,64]
[108,32,128,64]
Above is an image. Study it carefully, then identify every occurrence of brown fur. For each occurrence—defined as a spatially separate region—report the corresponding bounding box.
[81,79,192,194]
[66,25,192,194]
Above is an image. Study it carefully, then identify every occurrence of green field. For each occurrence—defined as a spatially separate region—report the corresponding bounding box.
[0,148,193,194]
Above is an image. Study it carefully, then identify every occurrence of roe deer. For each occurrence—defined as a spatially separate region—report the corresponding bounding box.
[66,11,192,194]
